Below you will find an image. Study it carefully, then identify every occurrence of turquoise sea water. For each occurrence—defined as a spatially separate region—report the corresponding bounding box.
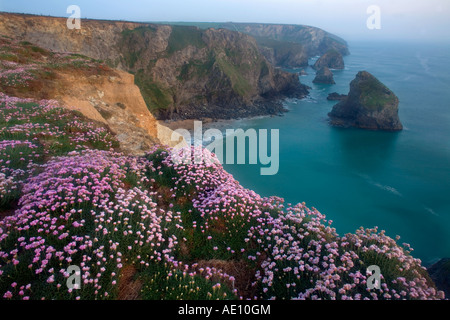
[220,40,450,265]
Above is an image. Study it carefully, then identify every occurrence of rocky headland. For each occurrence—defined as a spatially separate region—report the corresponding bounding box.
[0,13,317,121]
[228,23,349,69]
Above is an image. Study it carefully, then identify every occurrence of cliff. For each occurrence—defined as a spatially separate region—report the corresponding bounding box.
[255,37,309,68]
[313,49,345,70]
[161,22,350,69]
[229,23,349,57]
[0,13,309,120]
[118,25,309,119]
[328,71,403,131]
[0,35,186,154]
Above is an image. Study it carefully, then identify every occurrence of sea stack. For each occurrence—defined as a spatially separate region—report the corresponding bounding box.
[313,66,335,84]
[328,71,403,131]
[313,49,344,70]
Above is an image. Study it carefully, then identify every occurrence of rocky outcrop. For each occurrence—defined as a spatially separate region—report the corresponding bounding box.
[0,13,309,121]
[313,50,345,70]
[427,258,450,298]
[328,71,403,131]
[255,38,309,68]
[327,92,347,101]
[313,67,335,84]
[226,23,349,57]
[171,22,349,69]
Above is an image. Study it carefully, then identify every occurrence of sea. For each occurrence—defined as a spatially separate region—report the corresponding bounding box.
[213,40,450,266]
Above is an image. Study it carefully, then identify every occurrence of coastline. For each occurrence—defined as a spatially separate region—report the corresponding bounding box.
[158,111,287,145]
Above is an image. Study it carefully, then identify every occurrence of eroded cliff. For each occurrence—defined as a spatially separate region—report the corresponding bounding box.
[0,35,186,154]
[0,13,309,120]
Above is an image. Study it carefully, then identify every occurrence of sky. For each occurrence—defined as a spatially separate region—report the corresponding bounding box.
[1,0,449,42]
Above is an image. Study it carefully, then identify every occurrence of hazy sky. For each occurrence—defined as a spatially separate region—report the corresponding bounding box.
[1,0,449,42]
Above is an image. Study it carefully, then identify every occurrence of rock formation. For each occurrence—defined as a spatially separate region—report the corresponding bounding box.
[327,92,347,101]
[226,23,349,57]
[167,22,350,69]
[313,50,345,70]
[257,38,309,68]
[0,13,309,121]
[427,258,450,298]
[328,71,403,131]
[299,69,308,76]
[0,36,186,154]
[313,66,335,84]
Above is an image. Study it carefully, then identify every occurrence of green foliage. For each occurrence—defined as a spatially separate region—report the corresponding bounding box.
[0,53,18,62]
[140,263,235,300]
[120,26,157,69]
[167,26,206,55]
[216,58,252,97]
[177,53,215,81]
[358,77,397,111]
[135,69,173,112]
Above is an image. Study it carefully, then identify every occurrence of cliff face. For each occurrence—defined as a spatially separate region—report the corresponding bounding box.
[0,36,186,154]
[0,13,309,120]
[0,13,140,65]
[118,25,308,119]
[254,37,309,68]
[164,22,350,69]
[328,71,403,131]
[227,23,349,58]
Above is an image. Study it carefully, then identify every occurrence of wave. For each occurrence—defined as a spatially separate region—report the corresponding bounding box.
[425,207,439,217]
[356,173,402,197]
[416,52,431,74]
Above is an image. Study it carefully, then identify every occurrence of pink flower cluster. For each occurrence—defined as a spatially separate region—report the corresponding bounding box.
[145,146,445,300]
[0,148,235,299]
[0,150,175,299]
[0,61,36,87]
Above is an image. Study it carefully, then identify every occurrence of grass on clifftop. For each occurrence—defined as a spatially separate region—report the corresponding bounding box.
[0,37,114,101]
